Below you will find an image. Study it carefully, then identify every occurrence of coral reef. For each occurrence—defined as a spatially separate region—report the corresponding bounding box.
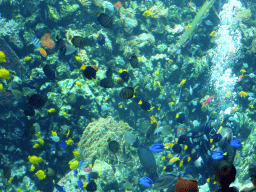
[77,116,134,163]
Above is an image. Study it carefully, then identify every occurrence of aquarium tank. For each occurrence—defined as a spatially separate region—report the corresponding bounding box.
[1,0,256,191]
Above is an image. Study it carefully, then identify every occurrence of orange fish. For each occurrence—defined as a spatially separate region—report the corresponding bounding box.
[35,47,47,57]
[237,74,243,82]
[231,107,238,114]
[202,96,213,107]
[90,64,99,70]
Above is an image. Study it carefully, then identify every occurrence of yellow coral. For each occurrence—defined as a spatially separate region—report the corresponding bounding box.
[28,155,43,164]
[69,160,79,170]
[0,68,10,80]
[35,170,46,180]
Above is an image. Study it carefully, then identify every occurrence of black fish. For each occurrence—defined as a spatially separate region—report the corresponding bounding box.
[141,101,151,111]
[165,165,173,172]
[99,78,114,88]
[97,13,112,28]
[86,180,97,192]
[23,103,35,116]
[43,64,55,80]
[146,122,157,138]
[120,87,134,99]
[172,144,182,153]
[71,36,84,48]
[106,68,113,79]
[176,113,186,123]
[109,140,120,153]
[83,66,96,80]
[129,55,139,68]
[119,71,129,82]
[56,35,66,56]
[138,148,158,180]
[28,94,45,108]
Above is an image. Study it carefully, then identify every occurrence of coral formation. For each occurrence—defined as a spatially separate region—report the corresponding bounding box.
[77,116,134,162]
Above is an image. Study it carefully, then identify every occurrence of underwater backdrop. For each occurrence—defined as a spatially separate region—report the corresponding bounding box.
[0,0,256,191]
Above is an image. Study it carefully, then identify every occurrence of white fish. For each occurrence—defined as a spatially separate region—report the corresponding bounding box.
[190,85,193,95]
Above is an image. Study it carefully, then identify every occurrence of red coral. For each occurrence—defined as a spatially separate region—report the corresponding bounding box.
[41,33,55,49]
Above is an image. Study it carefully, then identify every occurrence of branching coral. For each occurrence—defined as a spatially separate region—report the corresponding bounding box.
[119,33,155,57]
[77,116,134,163]
[77,0,91,9]
[0,17,23,48]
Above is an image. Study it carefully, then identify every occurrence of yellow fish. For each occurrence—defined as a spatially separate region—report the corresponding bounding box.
[51,131,58,136]
[158,107,160,110]
[75,56,82,62]
[238,91,248,97]
[138,100,143,105]
[76,81,82,87]
[47,108,56,113]
[225,92,232,97]
[231,107,238,114]
[207,178,210,182]
[119,68,128,73]
[175,114,179,118]
[169,157,180,163]
[35,132,41,137]
[0,83,3,90]
[179,79,186,87]
[8,177,14,183]
[0,68,10,80]
[155,71,160,76]
[168,59,173,63]
[80,64,86,70]
[164,143,173,149]
[24,56,32,61]
[63,112,69,117]
[39,138,44,145]
[35,47,47,57]
[31,165,35,172]
[179,160,183,167]
[73,151,80,157]
[209,31,216,36]
[65,140,74,145]
[240,69,246,73]
[33,143,40,148]
[143,10,153,17]
[66,129,70,138]
[119,105,123,108]
[249,105,254,109]
[0,51,6,63]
